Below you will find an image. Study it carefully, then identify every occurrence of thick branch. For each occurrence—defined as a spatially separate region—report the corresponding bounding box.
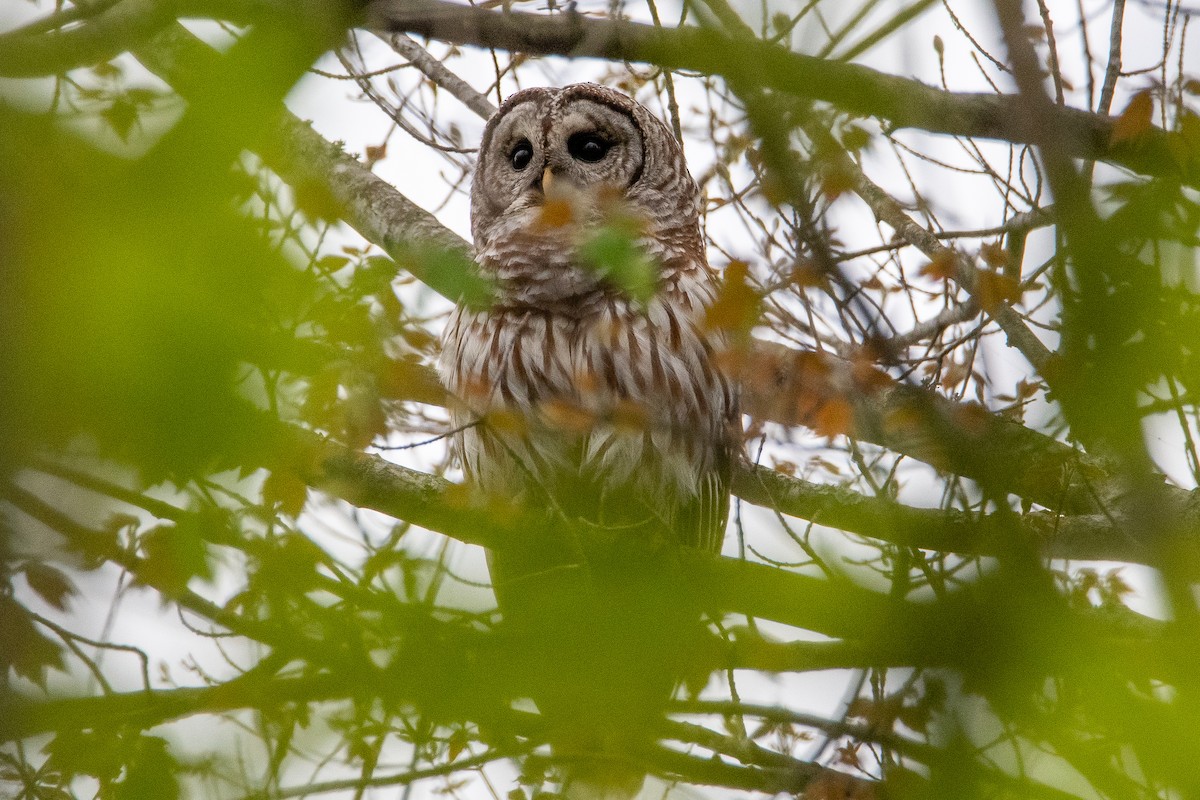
[735,462,1154,564]
[299,428,1167,643]
[365,0,1195,188]
[0,0,173,77]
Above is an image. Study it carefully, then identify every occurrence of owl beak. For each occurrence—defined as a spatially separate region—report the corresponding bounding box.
[541,168,555,195]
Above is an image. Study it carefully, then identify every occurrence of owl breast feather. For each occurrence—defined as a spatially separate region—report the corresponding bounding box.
[440,265,731,508]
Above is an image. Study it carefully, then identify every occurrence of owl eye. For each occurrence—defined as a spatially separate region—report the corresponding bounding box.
[510,140,533,170]
[567,132,610,163]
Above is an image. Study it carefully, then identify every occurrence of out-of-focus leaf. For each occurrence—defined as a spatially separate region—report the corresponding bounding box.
[1111,90,1154,145]
[44,730,124,784]
[813,397,854,438]
[262,469,309,518]
[403,244,495,310]
[138,523,212,597]
[840,125,871,153]
[975,269,1022,310]
[0,109,293,481]
[22,563,77,611]
[578,224,659,303]
[101,96,138,141]
[113,736,180,800]
[919,250,957,281]
[0,597,64,687]
[980,240,1007,270]
[704,260,761,339]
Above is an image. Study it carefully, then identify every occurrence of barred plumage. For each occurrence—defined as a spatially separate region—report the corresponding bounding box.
[438,84,740,799]
[440,83,739,551]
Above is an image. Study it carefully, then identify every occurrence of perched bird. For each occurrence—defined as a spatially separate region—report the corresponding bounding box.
[439,83,740,798]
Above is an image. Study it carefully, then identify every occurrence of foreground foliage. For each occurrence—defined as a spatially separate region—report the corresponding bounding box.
[3,1,1200,798]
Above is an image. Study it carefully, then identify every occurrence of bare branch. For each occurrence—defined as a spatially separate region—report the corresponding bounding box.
[365,0,1197,188]
[377,31,498,119]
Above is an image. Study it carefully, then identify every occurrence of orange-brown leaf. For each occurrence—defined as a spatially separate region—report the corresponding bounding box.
[975,269,1022,310]
[980,240,1008,270]
[1111,90,1154,145]
[804,769,876,800]
[704,260,761,337]
[540,399,596,433]
[813,398,854,438]
[537,198,574,228]
[365,144,387,164]
[919,250,957,281]
[850,352,894,393]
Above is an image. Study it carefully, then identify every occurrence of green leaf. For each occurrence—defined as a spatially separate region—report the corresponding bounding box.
[113,736,180,800]
[22,563,76,611]
[578,225,659,303]
[404,244,495,310]
[0,597,65,687]
[102,96,139,142]
[138,523,212,597]
[44,730,125,784]
[262,468,309,518]
[315,254,351,273]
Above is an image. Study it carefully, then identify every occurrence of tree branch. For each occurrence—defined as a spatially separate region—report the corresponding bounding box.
[0,0,174,78]
[126,18,1193,565]
[364,0,1196,188]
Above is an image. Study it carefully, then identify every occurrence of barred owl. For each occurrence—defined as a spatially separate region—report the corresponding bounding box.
[439,83,739,797]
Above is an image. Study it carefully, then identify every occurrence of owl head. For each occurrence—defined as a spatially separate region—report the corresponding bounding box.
[471,84,702,264]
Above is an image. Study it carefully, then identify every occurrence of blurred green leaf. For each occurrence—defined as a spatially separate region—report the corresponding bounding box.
[0,597,64,687]
[113,736,179,800]
[405,244,495,310]
[578,224,659,303]
[21,563,76,612]
[138,524,212,597]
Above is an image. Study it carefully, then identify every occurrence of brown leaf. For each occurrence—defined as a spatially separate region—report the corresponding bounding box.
[980,240,1008,270]
[704,260,761,338]
[813,397,854,438]
[537,198,574,228]
[791,258,827,288]
[975,269,1022,310]
[835,742,860,767]
[1111,90,1154,146]
[365,143,387,164]
[941,360,970,389]
[804,769,876,800]
[918,250,957,282]
[1016,378,1041,400]
[850,352,894,393]
[540,399,596,433]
